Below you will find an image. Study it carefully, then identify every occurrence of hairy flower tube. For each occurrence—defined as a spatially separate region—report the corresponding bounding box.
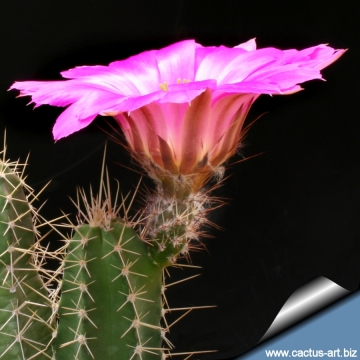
[10,39,345,196]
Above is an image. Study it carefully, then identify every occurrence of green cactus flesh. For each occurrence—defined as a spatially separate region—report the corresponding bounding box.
[54,219,163,360]
[0,157,55,359]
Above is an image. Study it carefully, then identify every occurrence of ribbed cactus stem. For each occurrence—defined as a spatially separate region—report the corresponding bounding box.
[0,150,56,359]
[53,184,163,360]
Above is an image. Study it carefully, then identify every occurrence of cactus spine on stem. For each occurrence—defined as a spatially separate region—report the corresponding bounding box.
[0,145,56,359]
[53,178,164,360]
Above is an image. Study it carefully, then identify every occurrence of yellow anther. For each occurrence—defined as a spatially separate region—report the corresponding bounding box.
[159,81,169,91]
[161,79,191,90]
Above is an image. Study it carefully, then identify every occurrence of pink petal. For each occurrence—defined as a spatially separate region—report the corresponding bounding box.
[115,101,189,166]
[102,90,166,114]
[311,47,347,70]
[281,45,345,70]
[246,65,323,90]
[10,80,94,107]
[206,93,258,152]
[62,66,143,95]
[52,91,128,139]
[179,89,213,173]
[214,82,282,94]
[157,102,189,158]
[196,47,284,85]
[160,80,216,103]
[109,50,160,94]
[53,104,97,140]
[62,50,161,96]
[234,38,257,51]
[195,47,248,82]
[155,40,197,84]
[115,110,162,165]
[103,80,217,113]
[209,94,257,166]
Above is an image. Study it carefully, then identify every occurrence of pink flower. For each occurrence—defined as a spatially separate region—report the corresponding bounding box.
[10,39,345,193]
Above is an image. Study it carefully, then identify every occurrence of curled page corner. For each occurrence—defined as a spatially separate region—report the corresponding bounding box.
[258,276,351,343]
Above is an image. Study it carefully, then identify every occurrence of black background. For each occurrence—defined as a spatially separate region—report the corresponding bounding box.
[0,1,359,359]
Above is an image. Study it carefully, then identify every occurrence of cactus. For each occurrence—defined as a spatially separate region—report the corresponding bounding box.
[0,144,214,359]
[53,182,164,359]
[0,147,56,359]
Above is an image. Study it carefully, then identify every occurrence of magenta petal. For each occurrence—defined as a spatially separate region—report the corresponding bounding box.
[115,101,189,163]
[103,80,217,112]
[62,52,160,96]
[179,89,213,173]
[195,47,249,82]
[109,50,160,94]
[102,90,165,114]
[216,49,283,84]
[207,93,250,148]
[159,89,206,104]
[52,91,128,138]
[155,40,197,84]
[160,80,217,103]
[52,104,97,140]
[62,50,161,96]
[281,45,346,70]
[9,80,92,107]
[61,65,114,79]
[246,66,323,91]
[312,48,347,70]
[234,38,257,51]
[209,93,258,165]
[215,82,281,94]
[156,102,189,158]
[196,47,288,85]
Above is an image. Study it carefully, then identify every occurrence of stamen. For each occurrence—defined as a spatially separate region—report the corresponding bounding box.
[159,82,169,91]
[161,79,191,91]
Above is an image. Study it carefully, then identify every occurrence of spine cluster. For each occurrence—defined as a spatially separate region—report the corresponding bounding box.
[143,185,212,268]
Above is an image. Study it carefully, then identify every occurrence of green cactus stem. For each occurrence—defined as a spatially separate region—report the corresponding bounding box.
[0,148,56,359]
[53,176,164,360]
